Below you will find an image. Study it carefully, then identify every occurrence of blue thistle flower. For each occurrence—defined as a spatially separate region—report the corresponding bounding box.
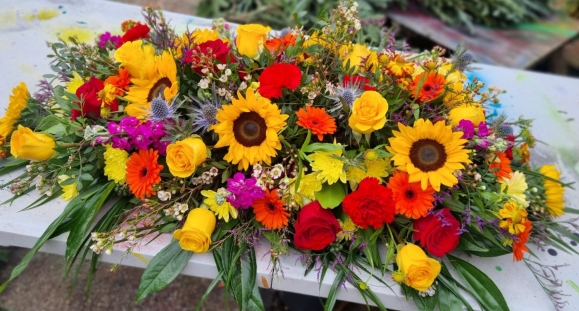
[146,95,181,121]
[189,84,222,134]
[326,78,364,117]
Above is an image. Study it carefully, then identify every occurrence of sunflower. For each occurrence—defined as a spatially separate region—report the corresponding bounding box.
[296,105,336,141]
[0,82,29,140]
[539,164,565,217]
[253,188,289,230]
[124,51,178,119]
[211,88,288,170]
[489,152,512,181]
[387,170,435,219]
[386,119,471,191]
[126,149,163,198]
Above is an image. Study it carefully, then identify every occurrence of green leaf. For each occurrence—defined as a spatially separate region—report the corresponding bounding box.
[456,234,489,253]
[136,239,192,302]
[0,158,28,177]
[315,182,346,209]
[436,274,474,311]
[324,269,345,311]
[302,143,343,153]
[437,281,463,311]
[195,271,224,311]
[447,254,509,311]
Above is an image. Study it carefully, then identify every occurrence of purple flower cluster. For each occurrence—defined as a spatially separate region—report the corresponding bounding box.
[226,172,265,209]
[107,116,170,155]
[98,32,121,49]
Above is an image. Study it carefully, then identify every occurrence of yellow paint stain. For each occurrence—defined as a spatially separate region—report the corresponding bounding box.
[19,64,36,74]
[131,252,150,264]
[0,11,16,28]
[57,28,94,43]
[26,9,59,21]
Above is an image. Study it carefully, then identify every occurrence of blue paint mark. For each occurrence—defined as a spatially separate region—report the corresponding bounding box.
[186,18,194,24]
[77,21,87,24]
[62,10,67,14]
[466,71,503,121]
[58,5,63,9]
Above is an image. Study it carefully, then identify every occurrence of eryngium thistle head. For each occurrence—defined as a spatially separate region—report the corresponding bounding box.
[496,125,514,136]
[151,97,170,120]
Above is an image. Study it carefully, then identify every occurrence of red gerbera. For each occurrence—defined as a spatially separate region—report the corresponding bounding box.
[126,149,163,199]
[387,170,435,219]
[258,63,302,99]
[342,177,396,229]
[116,23,150,48]
[296,106,336,141]
[411,72,446,102]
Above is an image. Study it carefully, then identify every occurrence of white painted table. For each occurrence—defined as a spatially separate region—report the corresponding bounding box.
[1,1,579,310]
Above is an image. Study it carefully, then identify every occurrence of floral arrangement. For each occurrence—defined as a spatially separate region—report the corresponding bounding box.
[0,1,576,310]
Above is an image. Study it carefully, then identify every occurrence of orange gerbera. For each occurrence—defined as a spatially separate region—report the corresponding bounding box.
[513,221,532,261]
[266,33,297,53]
[104,68,132,96]
[489,152,512,181]
[387,170,436,219]
[126,149,163,198]
[253,189,289,230]
[296,106,337,141]
[411,72,446,102]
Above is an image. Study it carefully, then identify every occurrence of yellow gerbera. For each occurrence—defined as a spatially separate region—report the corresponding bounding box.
[103,145,129,184]
[387,54,415,77]
[498,199,528,235]
[201,189,238,222]
[337,216,357,241]
[211,88,288,170]
[124,51,179,119]
[57,175,79,201]
[386,119,471,191]
[499,171,528,207]
[0,82,30,140]
[539,164,566,217]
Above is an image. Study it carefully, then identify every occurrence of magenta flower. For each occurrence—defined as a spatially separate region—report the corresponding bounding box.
[478,122,490,138]
[226,173,265,209]
[120,116,139,135]
[457,119,474,139]
[111,136,131,150]
[130,124,153,150]
[98,32,120,49]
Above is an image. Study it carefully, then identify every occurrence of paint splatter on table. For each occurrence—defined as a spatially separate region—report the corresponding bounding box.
[386,9,579,69]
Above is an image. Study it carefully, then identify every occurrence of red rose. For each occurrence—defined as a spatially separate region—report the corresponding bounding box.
[342,178,395,229]
[294,201,340,251]
[413,208,461,257]
[343,75,376,91]
[116,23,150,48]
[258,63,302,99]
[72,77,111,120]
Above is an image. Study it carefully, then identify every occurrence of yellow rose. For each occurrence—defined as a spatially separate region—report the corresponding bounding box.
[236,24,271,59]
[342,44,378,73]
[395,244,441,292]
[173,208,216,253]
[348,91,388,134]
[10,125,56,161]
[166,137,207,178]
[113,40,156,79]
[448,103,485,127]
[0,82,30,140]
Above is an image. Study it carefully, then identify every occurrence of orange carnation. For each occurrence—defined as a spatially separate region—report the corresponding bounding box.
[104,68,131,96]
[266,33,297,53]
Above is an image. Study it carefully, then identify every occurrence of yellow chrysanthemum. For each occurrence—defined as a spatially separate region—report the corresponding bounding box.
[346,157,391,188]
[498,199,528,235]
[192,28,221,44]
[201,190,238,222]
[0,82,30,140]
[309,148,347,185]
[499,171,528,207]
[386,119,471,191]
[124,51,179,119]
[65,72,84,95]
[113,40,156,79]
[292,172,323,206]
[103,145,129,184]
[539,164,566,217]
[57,175,79,201]
[337,216,357,241]
[211,88,288,170]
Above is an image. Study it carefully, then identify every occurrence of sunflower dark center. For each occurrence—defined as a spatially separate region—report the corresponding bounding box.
[409,138,447,172]
[147,77,172,102]
[233,111,267,147]
[405,189,416,200]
